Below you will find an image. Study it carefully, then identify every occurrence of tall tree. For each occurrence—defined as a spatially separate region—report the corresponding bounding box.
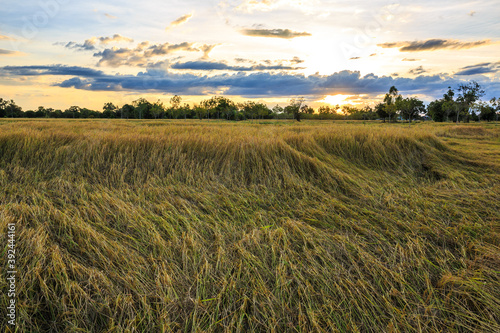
[287,97,305,122]
[383,86,401,122]
[120,104,134,119]
[103,102,117,118]
[133,98,152,119]
[169,95,182,119]
[491,97,500,122]
[151,100,165,119]
[272,104,284,117]
[200,97,218,121]
[318,105,331,120]
[456,81,484,123]
[375,102,388,122]
[397,97,425,123]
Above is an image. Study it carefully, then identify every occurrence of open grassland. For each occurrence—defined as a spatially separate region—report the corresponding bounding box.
[0,119,499,332]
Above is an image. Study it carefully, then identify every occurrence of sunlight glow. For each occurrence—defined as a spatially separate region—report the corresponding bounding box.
[321,94,357,106]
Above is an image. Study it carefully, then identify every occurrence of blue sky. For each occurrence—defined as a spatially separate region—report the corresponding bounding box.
[0,0,499,109]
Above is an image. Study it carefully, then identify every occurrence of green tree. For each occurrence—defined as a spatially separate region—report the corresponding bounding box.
[179,103,192,120]
[0,98,22,118]
[301,104,314,115]
[65,106,80,118]
[475,102,496,121]
[200,97,218,121]
[214,96,238,120]
[341,105,359,120]
[272,104,283,117]
[151,100,165,119]
[133,98,152,119]
[491,97,500,122]
[318,105,331,120]
[427,88,459,122]
[375,102,388,122]
[383,86,401,122]
[120,104,134,119]
[456,81,484,123]
[103,102,117,118]
[169,95,182,119]
[398,97,425,123]
[286,97,305,122]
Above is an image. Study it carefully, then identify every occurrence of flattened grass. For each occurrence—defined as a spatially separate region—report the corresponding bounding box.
[0,120,499,332]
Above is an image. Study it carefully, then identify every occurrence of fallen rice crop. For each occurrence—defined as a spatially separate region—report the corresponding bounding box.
[0,119,499,332]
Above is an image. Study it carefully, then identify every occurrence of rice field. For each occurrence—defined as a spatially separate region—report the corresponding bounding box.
[0,119,499,332]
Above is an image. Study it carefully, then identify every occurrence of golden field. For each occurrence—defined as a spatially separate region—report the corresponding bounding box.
[0,119,499,332]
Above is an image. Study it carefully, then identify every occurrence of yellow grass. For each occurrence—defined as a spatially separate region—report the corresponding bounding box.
[0,119,499,332]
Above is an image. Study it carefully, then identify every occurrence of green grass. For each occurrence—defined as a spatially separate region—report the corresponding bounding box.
[0,119,499,332]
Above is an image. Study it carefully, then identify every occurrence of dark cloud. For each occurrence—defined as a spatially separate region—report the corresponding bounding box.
[378,39,493,52]
[234,58,256,64]
[50,68,459,98]
[0,49,22,56]
[409,66,427,75]
[290,56,304,64]
[64,40,98,51]
[350,57,360,60]
[99,34,134,44]
[241,28,311,39]
[93,42,203,67]
[170,60,303,71]
[4,64,499,101]
[455,62,500,75]
[63,34,134,51]
[0,65,104,77]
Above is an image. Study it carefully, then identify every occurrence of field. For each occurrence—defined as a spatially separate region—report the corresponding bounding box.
[0,119,499,332]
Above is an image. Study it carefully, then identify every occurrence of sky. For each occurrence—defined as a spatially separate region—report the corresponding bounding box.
[0,0,499,110]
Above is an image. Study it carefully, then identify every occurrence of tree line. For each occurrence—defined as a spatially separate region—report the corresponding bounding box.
[1,81,498,122]
[426,82,498,122]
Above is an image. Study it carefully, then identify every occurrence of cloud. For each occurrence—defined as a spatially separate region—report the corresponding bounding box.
[350,57,360,60]
[63,34,134,51]
[0,64,458,97]
[236,0,279,12]
[290,56,304,64]
[199,44,220,60]
[409,66,427,75]
[104,13,117,19]
[455,62,500,75]
[170,60,303,71]
[93,42,201,67]
[166,13,193,30]
[241,28,311,39]
[0,65,104,77]
[402,58,420,62]
[0,49,24,56]
[4,64,499,101]
[234,58,256,64]
[378,39,493,52]
[58,70,457,98]
[0,34,14,41]
[63,40,97,51]
[99,34,134,44]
